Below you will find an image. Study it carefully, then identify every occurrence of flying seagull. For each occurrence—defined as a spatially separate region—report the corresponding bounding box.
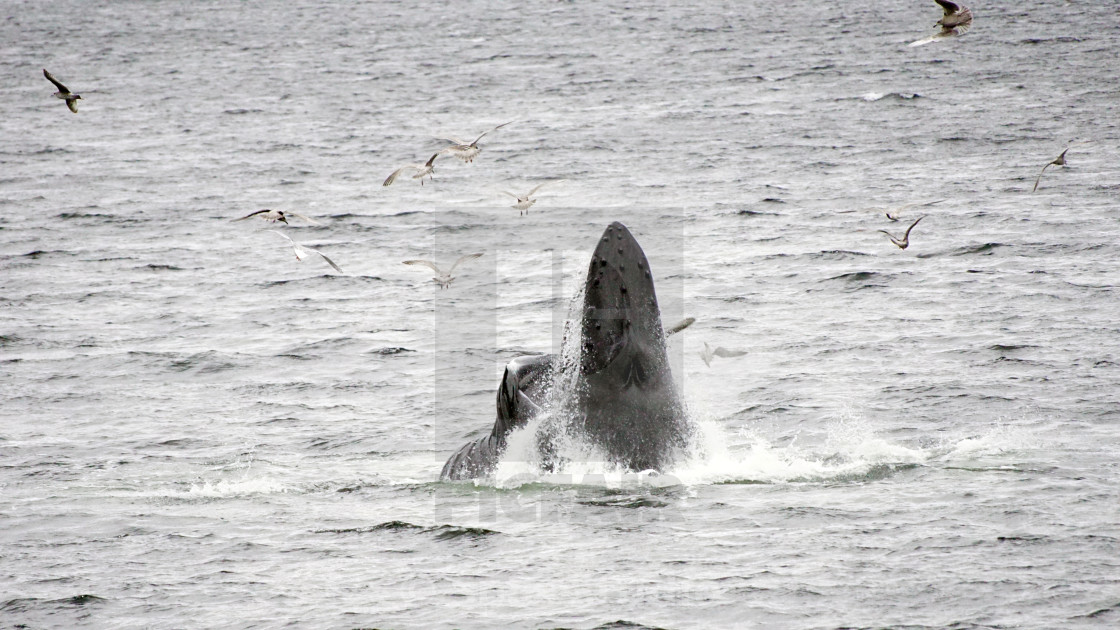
[665,317,695,337]
[699,342,747,367]
[43,69,81,113]
[501,180,566,216]
[270,231,343,273]
[878,216,924,250]
[1032,148,1069,192]
[383,153,440,186]
[908,0,973,47]
[881,199,945,221]
[232,209,322,225]
[438,121,513,163]
[402,253,484,289]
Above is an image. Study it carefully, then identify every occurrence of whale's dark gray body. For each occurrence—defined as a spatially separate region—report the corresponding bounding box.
[441,222,689,480]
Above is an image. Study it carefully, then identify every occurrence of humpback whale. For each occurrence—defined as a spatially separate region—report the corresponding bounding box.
[441,222,690,480]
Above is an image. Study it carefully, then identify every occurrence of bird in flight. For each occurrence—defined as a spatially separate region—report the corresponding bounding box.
[665,317,695,337]
[880,199,945,222]
[403,253,484,289]
[43,69,82,113]
[438,121,513,163]
[878,216,924,250]
[270,231,343,273]
[232,209,322,225]
[501,180,565,216]
[908,1,973,47]
[383,153,440,186]
[1032,148,1069,192]
[699,342,747,367]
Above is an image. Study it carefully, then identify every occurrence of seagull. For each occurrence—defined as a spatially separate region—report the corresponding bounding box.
[383,153,440,186]
[43,69,81,113]
[232,209,322,225]
[665,317,695,337]
[908,0,973,47]
[881,199,945,221]
[403,253,484,289]
[270,231,343,273]
[438,121,513,163]
[1032,148,1069,192]
[501,180,566,216]
[878,216,924,250]
[699,342,747,367]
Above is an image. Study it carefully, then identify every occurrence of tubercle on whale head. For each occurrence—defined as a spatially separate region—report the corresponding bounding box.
[579,222,668,384]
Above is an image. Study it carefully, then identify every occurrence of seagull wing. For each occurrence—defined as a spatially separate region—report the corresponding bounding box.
[287,212,323,225]
[699,350,712,367]
[314,250,344,273]
[66,99,79,113]
[384,164,420,186]
[233,209,270,222]
[934,0,961,16]
[281,234,342,273]
[903,216,924,240]
[448,252,484,274]
[1032,163,1051,192]
[525,180,556,197]
[712,347,747,358]
[500,190,519,199]
[270,230,309,261]
[43,69,69,92]
[908,33,945,47]
[403,259,444,275]
[665,317,695,336]
[897,199,946,212]
[470,120,514,145]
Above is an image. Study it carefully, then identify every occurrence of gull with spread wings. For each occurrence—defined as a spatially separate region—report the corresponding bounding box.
[501,180,566,216]
[879,216,924,250]
[233,209,322,225]
[700,342,747,368]
[383,153,440,186]
[909,1,973,47]
[438,121,513,163]
[270,231,343,273]
[43,69,82,113]
[403,253,484,289]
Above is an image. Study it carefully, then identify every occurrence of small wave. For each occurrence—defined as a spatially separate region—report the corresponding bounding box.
[1077,601,1120,620]
[858,92,922,102]
[591,619,670,630]
[369,346,413,355]
[314,520,500,541]
[578,495,670,509]
[824,271,879,283]
[952,242,1008,256]
[1020,37,1083,45]
[810,249,871,260]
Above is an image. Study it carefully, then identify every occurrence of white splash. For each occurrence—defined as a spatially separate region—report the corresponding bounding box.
[187,477,288,497]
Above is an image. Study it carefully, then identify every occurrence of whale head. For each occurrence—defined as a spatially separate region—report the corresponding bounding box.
[574,222,688,470]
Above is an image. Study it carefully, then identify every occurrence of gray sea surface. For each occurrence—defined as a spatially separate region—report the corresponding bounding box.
[3,0,1120,628]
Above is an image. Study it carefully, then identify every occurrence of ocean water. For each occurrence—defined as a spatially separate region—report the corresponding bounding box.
[3,0,1119,628]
